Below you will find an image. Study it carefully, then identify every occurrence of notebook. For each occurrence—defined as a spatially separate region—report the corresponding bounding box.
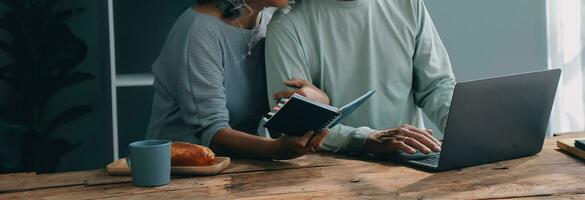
[263,90,375,136]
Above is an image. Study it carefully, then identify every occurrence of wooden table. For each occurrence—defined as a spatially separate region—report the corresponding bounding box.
[1,132,585,200]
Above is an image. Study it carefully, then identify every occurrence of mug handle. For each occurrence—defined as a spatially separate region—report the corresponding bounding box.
[126,150,132,169]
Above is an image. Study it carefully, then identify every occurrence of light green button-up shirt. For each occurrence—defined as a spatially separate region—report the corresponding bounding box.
[265,0,456,153]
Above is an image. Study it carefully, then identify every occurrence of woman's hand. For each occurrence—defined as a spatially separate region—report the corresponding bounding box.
[272,78,330,105]
[268,129,330,160]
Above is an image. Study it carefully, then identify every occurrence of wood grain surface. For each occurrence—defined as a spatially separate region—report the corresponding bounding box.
[106,157,231,176]
[1,132,584,200]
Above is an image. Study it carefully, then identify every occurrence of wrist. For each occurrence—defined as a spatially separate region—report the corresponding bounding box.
[263,138,279,159]
[363,131,382,154]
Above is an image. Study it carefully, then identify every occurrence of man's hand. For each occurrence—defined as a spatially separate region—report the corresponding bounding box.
[269,129,330,160]
[364,124,442,155]
[272,78,330,105]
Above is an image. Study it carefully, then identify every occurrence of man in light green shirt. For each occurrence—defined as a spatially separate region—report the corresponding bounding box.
[266,0,454,155]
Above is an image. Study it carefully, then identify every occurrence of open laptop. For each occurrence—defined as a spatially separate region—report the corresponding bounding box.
[397,69,561,171]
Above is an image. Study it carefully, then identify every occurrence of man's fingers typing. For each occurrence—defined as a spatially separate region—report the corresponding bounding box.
[402,137,432,154]
[376,129,398,141]
[407,126,442,146]
[388,139,416,154]
[401,129,441,152]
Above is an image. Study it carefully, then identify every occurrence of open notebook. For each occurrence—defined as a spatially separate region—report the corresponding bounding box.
[263,90,375,136]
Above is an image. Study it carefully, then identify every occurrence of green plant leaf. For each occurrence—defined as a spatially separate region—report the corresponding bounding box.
[0,40,10,55]
[0,63,28,89]
[50,8,85,23]
[0,0,92,174]
[44,105,93,136]
[50,10,73,23]
[0,118,36,136]
[74,8,85,13]
[0,0,25,10]
[46,24,88,74]
[37,138,82,173]
[0,13,19,59]
[1,62,42,101]
[1,63,20,76]
[42,0,60,9]
[47,72,94,99]
[0,11,21,35]
[0,92,37,127]
[0,12,35,71]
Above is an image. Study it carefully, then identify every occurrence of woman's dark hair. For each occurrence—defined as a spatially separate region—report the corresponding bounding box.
[196,0,249,19]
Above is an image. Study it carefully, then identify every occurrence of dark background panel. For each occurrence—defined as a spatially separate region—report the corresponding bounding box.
[114,0,194,74]
[117,86,155,159]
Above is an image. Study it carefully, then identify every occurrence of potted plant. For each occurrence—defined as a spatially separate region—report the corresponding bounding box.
[0,0,94,173]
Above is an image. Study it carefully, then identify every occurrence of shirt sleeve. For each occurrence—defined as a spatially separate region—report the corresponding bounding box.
[412,0,456,131]
[178,26,231,147]
[265,16,374,154]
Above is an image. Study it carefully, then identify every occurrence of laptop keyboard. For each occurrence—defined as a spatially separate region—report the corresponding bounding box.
[411,154,440,166]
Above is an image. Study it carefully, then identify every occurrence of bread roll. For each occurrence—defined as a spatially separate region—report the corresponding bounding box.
[171,142,215,166]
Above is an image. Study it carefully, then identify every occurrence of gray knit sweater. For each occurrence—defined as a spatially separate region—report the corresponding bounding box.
[146,8,271,147]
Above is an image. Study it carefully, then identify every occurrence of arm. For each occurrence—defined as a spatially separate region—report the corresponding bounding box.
[211,129,273,159]
[212,128,329,160]
[272,78,330,105]
[412,0,456,131]
[265,12,443,155]
[363,1,452,155]
[265,16,374,154]
[181,25,325,160]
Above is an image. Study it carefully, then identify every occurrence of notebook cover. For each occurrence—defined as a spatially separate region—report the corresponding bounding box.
[329,90,376,128]
[263,94,340,136]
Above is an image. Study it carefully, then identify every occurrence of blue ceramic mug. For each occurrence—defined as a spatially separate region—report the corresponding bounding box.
[127,140,171,187]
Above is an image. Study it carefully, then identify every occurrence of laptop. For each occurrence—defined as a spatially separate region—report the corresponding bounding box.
[397,69,561,171]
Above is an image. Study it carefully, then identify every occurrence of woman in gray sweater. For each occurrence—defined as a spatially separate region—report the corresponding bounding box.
[147,0,329,160]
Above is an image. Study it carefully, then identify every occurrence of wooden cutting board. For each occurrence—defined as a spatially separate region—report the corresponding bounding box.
[106,157,230,176]
[557,138,585,160]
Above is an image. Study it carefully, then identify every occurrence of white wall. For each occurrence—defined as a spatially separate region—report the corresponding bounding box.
[547,0,585,134]
[423,0,548,135]
[425,0,548,81]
